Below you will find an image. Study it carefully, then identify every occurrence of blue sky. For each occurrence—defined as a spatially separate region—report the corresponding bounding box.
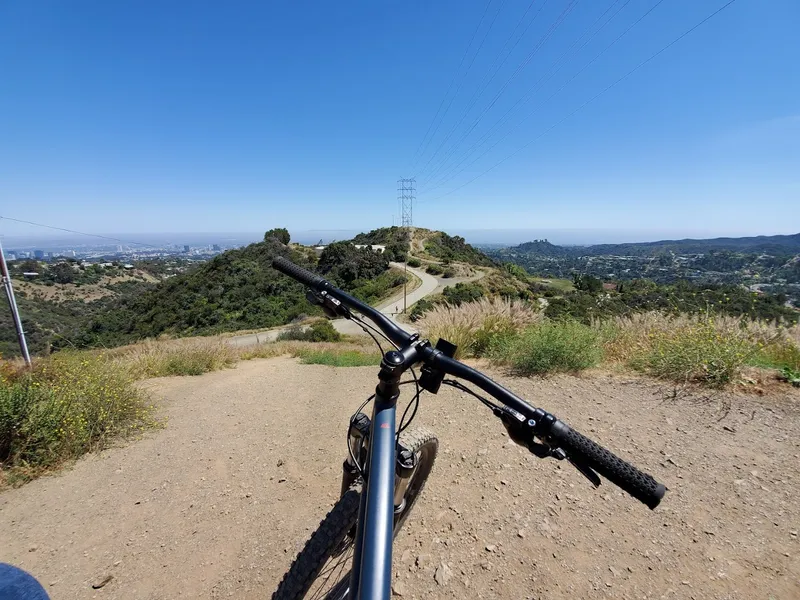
[1,0,798,243]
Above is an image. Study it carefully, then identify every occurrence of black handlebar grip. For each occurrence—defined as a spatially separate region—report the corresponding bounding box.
[549,420,666,509]
[272,257,327,290]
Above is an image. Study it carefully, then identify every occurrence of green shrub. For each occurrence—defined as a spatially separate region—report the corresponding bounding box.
[492,320,603,375]
[409,297,436,322]
[751,337,800,371]
[276,320,342,343]
[0,352,154,484]
[630,318,757,387]
[442,268,456,279]
[294,349,381,367]
[426,264,444,276]
[779,366,800,387]
[407,258,422,268]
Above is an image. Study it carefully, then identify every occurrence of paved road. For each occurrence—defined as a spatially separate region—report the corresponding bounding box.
[228,263,437,346]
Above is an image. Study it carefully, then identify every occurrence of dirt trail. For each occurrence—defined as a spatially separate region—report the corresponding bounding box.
[2,359,799,599]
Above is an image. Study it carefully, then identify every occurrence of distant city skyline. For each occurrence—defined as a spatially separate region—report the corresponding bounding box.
[2,226,798,253]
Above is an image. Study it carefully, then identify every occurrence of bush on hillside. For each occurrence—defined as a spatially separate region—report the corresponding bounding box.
[442,282,483,305]
[426,264,444,276]
[0,352,153,483]
[276,320,342,343]
[629,317,757,387]
[491,320,603,375]
[407,258,422,268]
[423,232,495,266]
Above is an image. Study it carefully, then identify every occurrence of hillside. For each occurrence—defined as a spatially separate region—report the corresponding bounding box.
[353,226,496,267]
[0,266,156,357]
[486,232,800,306]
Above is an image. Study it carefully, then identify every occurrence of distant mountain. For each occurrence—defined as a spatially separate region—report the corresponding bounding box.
[511,240,572,257]
[581,233,800,257]
[497,233,800,258]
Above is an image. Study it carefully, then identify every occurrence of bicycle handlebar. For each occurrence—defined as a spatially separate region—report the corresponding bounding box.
[272,257,665,509]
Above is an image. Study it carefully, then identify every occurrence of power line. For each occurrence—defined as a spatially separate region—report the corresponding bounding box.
[0,215,157,247]
[420,0,629,191]
[420,0,637,194]
[408,0,496,174]
[411,0,509,176]
[413,0,550,182]
[426,0,739,202]
[415,0,578,184]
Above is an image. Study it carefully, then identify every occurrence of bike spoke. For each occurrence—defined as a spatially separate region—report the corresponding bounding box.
[307,545,353,600]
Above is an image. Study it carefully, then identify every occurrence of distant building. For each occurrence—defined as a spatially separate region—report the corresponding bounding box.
[354,245,386,253]
[212,244,221,251]
[184,245,191,253]
[6,252,17,261]
[34,250,45,259]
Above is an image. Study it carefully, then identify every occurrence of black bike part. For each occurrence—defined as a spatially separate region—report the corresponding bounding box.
[419,338,457,394]
[272,429,438,600]
[273,256,327,290]
[272,257,413,348]
[424,350,666,509]
[547,420,666,510]
[272,486,361,600]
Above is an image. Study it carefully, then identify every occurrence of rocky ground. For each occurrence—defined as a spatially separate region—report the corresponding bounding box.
[1,358,799,599]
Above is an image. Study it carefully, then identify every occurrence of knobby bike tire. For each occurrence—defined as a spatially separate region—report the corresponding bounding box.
[272,428,438,600]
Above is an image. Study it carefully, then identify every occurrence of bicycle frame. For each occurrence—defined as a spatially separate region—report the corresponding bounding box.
[346,350,408,600]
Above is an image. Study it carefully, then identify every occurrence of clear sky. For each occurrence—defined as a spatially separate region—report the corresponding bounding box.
[1,0,798,243]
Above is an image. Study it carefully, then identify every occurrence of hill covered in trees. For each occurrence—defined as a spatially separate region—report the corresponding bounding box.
[352,227,495,267]
[70,231,405,349]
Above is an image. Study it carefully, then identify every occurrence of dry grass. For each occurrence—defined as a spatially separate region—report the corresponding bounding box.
[109,338,239,378]
[416,297,542,358]
[598,312,800,387]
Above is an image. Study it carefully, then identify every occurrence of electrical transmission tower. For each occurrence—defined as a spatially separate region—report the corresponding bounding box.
[397,178,416,228]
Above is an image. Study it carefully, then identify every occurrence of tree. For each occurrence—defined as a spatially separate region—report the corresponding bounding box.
[264,228,290,245]
[318,242,388,286]
[572,273,603,293]
[52,262,75,284]
[385,240,408,262]
[18,260,39,273]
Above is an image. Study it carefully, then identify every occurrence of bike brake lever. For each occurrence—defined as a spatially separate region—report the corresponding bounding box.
[527,439,601,488]
[567,456,601,488]
[317,291,352,319]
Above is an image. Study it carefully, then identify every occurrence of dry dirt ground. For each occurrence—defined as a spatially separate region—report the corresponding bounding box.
[2,358,799,599]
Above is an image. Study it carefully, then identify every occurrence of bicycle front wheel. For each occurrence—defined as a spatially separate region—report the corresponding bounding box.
[272,427,438,600]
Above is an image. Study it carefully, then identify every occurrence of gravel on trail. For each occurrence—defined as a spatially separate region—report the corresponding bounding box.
[1,357,799,599]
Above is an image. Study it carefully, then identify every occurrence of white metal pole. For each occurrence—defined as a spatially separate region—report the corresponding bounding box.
[0,238,32,365]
